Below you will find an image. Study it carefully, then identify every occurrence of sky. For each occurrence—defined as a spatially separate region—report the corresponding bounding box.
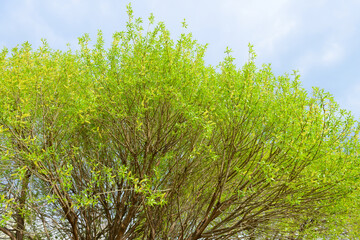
[1,0,360,118]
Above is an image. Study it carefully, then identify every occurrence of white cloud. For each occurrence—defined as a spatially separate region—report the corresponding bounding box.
[219,0,297,55]
[321,43,344,65]
[297,42,345,74]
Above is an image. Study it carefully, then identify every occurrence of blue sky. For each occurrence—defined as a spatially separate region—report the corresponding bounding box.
[1,0,360,118]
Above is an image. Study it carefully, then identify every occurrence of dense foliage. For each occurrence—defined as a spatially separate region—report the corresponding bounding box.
[1,5,360,240]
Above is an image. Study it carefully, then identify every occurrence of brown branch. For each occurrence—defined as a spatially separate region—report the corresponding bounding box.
[0,226,16,240]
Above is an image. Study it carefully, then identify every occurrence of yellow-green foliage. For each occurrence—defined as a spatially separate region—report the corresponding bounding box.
[0,5,359,239]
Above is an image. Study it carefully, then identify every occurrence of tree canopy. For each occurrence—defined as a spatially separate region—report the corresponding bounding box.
[1,5,360,240]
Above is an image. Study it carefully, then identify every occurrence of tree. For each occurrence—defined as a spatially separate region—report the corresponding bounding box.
[1,4,360,239]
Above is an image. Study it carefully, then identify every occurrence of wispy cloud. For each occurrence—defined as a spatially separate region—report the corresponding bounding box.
[219,0,297,55]
[297,42,345,74]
